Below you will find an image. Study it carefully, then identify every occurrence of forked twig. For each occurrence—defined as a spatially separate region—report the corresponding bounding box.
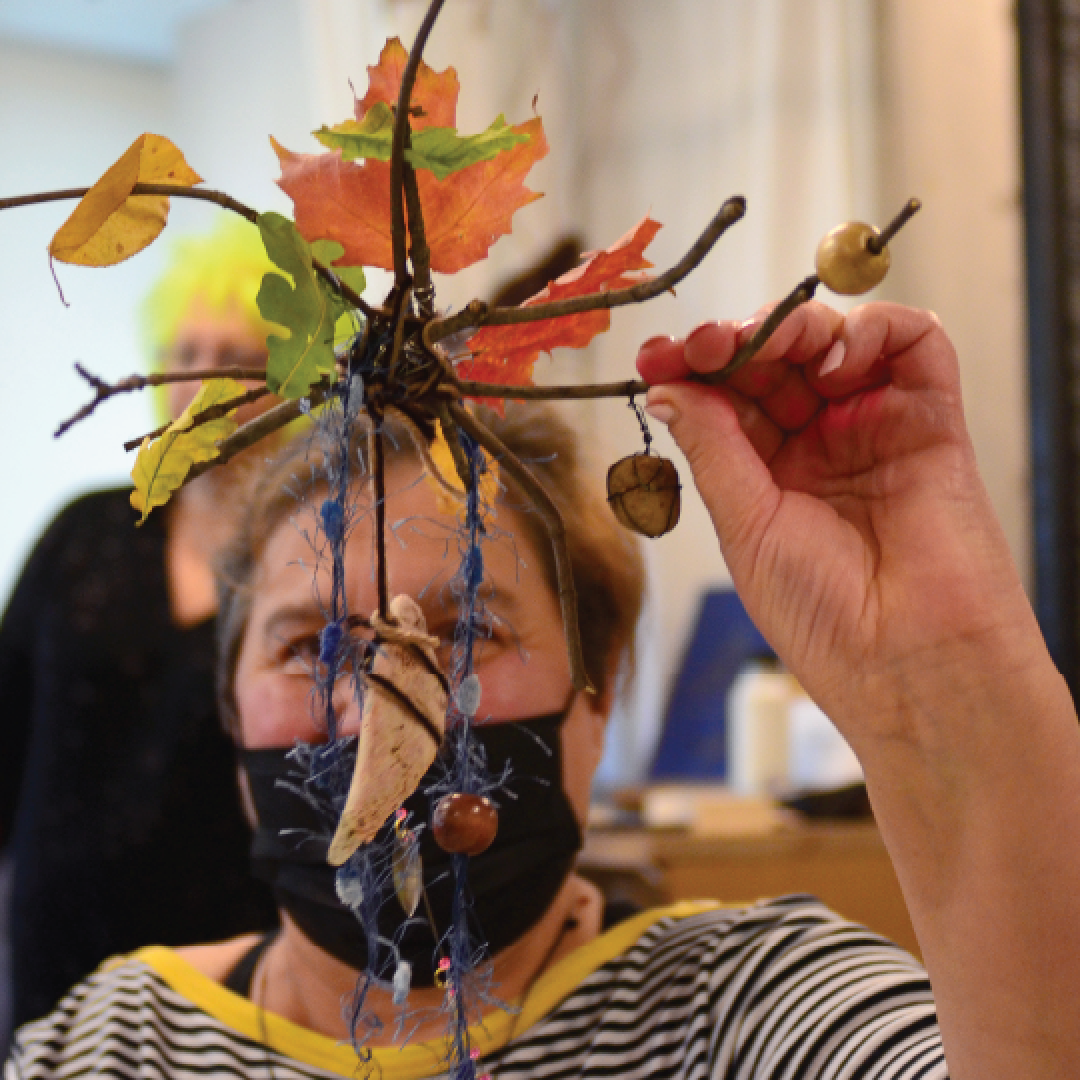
[447,401,592,693]
[424,196,747,345]
[55,362,269,437]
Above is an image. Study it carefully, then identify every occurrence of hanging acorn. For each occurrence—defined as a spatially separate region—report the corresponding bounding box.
[432,793,499,855]
[607,453,681,538]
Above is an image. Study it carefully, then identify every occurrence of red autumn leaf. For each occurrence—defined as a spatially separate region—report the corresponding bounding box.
[355,37,458,129]
[457,216,662,403]
[274,38,548,275]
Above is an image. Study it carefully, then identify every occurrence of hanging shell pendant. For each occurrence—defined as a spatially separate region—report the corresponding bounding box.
[327,594,448,865]
[391,813,423,917]
[607,453,681,537]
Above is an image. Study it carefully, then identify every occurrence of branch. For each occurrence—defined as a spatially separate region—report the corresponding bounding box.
[0,183,378,319]
[55,362,269,437]
[424,196,747,345]
[868,197,922,254]
[123,384,274,451]
[371,416,390,621]
[392,0,448,287]
[403,158,434,313]
[454,377,648,401]
[447,401,592,694]
[699,275,821,385]
[185,382,334,483]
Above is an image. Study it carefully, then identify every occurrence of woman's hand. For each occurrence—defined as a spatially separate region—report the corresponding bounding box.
[638,302,1046,754]
[639,301,1080,1079]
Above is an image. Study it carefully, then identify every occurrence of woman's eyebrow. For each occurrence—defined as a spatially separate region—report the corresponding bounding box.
[261,604,326,642]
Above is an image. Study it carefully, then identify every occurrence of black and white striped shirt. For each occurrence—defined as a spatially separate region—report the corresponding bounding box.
[5,897,948,1080]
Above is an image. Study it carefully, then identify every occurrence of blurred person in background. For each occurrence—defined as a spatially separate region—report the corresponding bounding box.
[0,217,279,1032]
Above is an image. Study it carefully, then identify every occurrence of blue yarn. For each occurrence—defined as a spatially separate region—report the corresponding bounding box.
[320,498,346,545]
[319,620,344,668]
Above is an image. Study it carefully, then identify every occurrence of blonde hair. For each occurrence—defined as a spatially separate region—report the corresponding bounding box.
[141,213,275,364]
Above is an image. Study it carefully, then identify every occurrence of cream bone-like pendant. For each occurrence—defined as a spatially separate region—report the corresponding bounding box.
[327,594,448,866]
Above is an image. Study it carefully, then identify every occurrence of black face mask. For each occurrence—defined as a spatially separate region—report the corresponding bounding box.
[238,707,583,987]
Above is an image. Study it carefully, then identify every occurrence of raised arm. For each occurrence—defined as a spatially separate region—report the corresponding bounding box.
[638,302,1080,1079]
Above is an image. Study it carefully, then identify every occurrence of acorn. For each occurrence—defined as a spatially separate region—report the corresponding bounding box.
[607,453,681,537]
[814,221,891,295]
[432,793,498,855]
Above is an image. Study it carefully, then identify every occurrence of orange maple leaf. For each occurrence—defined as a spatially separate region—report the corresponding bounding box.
[274,38,548,275]
[457,216,662,406]
[356,37,458,129]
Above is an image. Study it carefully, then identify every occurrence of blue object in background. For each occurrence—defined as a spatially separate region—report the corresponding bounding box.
[649,589,774,781]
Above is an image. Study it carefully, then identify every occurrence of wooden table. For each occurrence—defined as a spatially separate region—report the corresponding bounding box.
[581,824,920,957]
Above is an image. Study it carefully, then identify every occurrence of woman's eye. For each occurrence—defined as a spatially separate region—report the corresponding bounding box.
[281,635,320,676]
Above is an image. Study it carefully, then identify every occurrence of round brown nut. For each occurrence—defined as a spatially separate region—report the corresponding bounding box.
[814,221,891,295]
[606,453,681,537]
[432,793,499,855]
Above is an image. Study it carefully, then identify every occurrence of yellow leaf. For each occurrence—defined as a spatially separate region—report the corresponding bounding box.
[426,419,498,517]
[130,378,244,524]
[50,134,202,267]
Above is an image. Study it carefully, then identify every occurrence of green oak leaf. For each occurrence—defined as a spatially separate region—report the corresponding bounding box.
[130,377,245,524]
[257,213,364,399]
[315,109,530,181]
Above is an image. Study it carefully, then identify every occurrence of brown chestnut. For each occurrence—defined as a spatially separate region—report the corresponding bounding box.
[432,793,498,855]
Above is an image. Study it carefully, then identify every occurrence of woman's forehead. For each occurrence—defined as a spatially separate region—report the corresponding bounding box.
[251,466,547,621]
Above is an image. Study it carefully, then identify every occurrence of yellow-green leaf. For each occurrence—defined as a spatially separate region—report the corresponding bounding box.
[314,110,530,181]
[130,378,244,524]
[50,134,201,267]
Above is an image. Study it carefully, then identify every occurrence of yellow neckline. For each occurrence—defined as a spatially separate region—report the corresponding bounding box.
[134,900,721,1080]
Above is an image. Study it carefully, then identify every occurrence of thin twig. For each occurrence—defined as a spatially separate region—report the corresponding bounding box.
[185,382,333,483]
[403,157,434,312]
[867,197,922,254]
[424,196,746,345]
[387,286,413,381]
[123,385,274,451]
[447,401,592,694]
[371,416,390,621]
[1,183,379,319]
[54,363,268,438]
[699,275,820,386]
[392,0,448,287]
[456,377,648,401]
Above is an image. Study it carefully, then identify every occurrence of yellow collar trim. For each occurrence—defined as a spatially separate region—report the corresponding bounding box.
[134,900,722,1080]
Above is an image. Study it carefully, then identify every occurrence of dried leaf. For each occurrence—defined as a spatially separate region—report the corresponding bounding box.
[274,33,548,275]
[317,104,530,181]
[50,134,201,267]
[256,213,362,399]
[459,216,662,402]
[391,825,422,917]
[328,595,448,865]
[425,418,499,516]
[130,378,244,524]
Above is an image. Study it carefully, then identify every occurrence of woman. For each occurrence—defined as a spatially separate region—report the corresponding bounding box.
[7,302,1080,1079]
[0,217,279,1029]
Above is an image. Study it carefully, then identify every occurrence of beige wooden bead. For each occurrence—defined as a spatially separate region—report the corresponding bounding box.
[815,222,891,295]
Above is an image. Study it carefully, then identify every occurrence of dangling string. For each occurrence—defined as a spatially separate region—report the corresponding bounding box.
[628,395,654,455]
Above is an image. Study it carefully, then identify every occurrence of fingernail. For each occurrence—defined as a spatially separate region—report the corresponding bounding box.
[640,334,676,350]
[819,339,846,376]
[645,401,678,426]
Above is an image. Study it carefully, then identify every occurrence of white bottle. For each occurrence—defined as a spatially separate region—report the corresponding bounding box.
[727,657,792,796]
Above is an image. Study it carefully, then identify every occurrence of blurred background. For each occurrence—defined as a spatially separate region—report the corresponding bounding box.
[0,0,1041,1025]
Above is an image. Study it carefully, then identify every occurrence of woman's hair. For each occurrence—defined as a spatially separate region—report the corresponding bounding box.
[216,403,646,735]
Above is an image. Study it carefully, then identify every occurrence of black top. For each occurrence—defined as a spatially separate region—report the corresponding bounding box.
[0,489,276,1027]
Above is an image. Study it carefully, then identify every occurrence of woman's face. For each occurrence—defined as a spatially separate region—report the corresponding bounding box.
[233,462,610,823]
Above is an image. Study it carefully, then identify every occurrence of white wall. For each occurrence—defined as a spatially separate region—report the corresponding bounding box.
[0,41,171,605]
